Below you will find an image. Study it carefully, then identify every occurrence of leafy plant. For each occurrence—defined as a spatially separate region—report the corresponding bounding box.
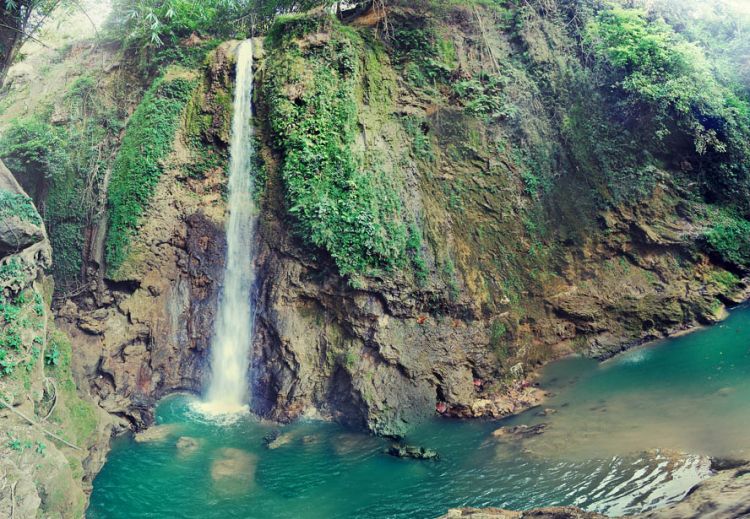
[584,5,750,208]
[0,190,42,225]
[44,342,60,366]
[703,211,750,268]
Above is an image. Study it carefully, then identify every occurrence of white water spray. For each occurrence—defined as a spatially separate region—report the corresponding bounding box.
[198,40,257,416]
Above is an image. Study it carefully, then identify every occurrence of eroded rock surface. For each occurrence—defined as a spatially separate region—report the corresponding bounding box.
[0,161,110,518]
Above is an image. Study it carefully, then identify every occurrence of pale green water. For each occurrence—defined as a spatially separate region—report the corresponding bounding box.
[89,305,750,518]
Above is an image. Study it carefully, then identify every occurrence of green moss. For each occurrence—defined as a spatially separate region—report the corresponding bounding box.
[406,223,429,286]
[105,72,197,277]
[401,116,435,162]
[490,320,510,365]
[265,12,334,47]
[264,14,407,277]
[709,269,741,290]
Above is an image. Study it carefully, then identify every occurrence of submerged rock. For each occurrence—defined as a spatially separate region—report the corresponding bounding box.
[134,424,176,443]
[210,448,257,491]
[176,436,201,453]
[265,431,295,450]
[386,444,439,461]
[491,424,547,441]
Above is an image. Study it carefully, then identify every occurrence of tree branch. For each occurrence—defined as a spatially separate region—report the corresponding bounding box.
[0,21,50,48]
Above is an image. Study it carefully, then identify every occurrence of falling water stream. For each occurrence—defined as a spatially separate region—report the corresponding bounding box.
[86,35,750,519]
[197,40,257,416]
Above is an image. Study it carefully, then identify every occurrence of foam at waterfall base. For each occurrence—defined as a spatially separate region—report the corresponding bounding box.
[188,397,250,425]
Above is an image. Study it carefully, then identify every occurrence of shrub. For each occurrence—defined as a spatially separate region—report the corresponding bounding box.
[585,6,750,208]
[703,212,750,268]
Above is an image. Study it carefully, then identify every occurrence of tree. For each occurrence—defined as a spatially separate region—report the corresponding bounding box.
[0,0,66,85]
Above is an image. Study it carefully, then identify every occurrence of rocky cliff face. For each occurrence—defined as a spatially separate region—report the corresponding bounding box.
[0,161,110,518]
[56,45,236,430]
[1,3,747,443]
[245,5,749,436]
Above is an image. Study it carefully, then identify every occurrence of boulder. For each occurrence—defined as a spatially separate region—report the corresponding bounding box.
[134,424,176,443]
[0,162,46,256]
[210,448,257,492]
[386,443,439,460]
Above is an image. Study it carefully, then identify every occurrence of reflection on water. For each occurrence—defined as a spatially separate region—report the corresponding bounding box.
[89,306,750,519]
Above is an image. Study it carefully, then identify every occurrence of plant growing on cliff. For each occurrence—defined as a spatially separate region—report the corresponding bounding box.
[0,190,42,225]
[263,13,408,277]
[585,5,750,208]
[0,76,126,293]
[703,211,750,268]
[105,73,197,276]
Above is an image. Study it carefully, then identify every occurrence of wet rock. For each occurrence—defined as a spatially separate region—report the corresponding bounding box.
[266,432,295,450]
[134,424,176,443]
[301,435,320,445]
[638,462,750,519]
[386,444,439,460]
[710,457,749,471]
[491,424,547,441]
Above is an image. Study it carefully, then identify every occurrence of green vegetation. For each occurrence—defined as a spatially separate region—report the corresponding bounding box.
[105,73,197,276]
[401,116,435,162]
[490,319,510,364]
[264,13,408,277]
[0,287,43,379]
[46,330,98,445]
[0,76,123,292]
[109,0,375,55]
[452,74,515,122]
[585,6,750,208]
[390,15,453,88]
[0,258,24,286]
[0,190,41,225]
[703,210,750,268]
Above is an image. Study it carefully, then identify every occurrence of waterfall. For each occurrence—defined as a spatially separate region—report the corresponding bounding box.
[199,40,257,416]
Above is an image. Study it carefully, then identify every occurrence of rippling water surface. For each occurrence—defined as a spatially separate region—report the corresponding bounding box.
[89,306,750,518]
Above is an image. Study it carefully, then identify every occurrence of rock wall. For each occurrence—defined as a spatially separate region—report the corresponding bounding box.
[246,5,749,436]
[2,4,747,444]
[0,161,110,519]
[55,45,236,429]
